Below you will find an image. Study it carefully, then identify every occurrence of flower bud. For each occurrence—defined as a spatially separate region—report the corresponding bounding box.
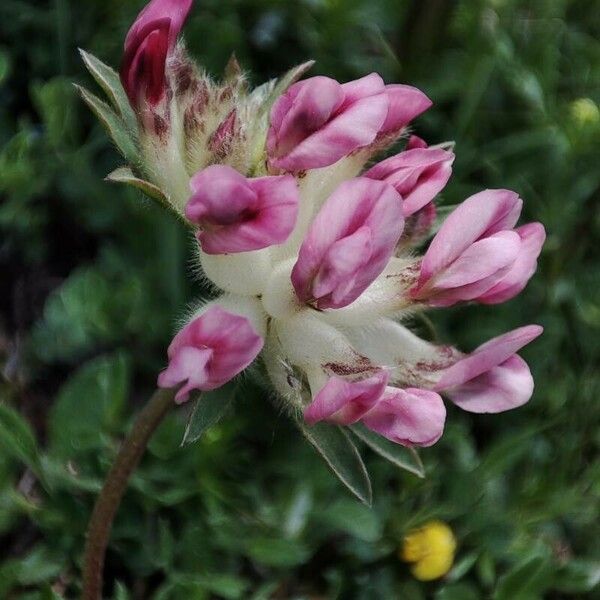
[362,387,446,447]
[157,305,264,403]
[304,371,389,425]
[411,189,544,306]
[267,74,389,171]
[186,165,299,254]
[435,325,543,412]
[120,0,193,108]
[364,145,454,217]
[291,177,404,309]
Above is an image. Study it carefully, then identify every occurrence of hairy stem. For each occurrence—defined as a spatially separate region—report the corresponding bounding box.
[82,387,175,600]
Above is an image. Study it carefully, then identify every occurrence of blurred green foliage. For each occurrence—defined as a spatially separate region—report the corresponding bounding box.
[1,0,599,598]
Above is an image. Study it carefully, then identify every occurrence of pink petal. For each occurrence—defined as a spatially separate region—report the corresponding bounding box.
[479,222,546,304]
[446,355,534,413]
[157,306,264,402]
[364,147,454,217]
[379,84,432,136]
[158,346,213,403]
[429,230,521,289]
[436,324,543,390]
[124,0,192,51]
[186,165,299,254]
[407,135,428,149]
[267,75,388,171]
[291,177,404,309]
[362,387,446,446]
[121,0,192,106]
[268,76,344,161]
[121,19,170,106]
[304,371,389,425]
[418,189,523,286]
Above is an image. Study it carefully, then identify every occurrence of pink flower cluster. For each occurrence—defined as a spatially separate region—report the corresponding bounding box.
[120,0,545,449]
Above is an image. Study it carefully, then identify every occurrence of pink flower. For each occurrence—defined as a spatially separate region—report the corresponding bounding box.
[411,189,544,306]
[435,325,543,413]
[291,177,404,309]
[157,306,264,403]
[364,145,454,217]
[304,371,389,425]
[362,387,446,447]
[185,165,299,254]
[477,223,546,304]
[267,75,430,172]
[121,0,193,107]
[378,85,432,138]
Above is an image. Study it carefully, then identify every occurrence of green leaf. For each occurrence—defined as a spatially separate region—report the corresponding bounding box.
[79,49,138,133]
[436,583,481,600]
[0,403,45,483]
[350,423,425,478]
[48,352,130,457]
[75,84,138,163]
[181,381,237,446]
[552,559,600,594]
[31,78,76,147]
[113,582,131,600]
[172,574,250,600]
[319,498,382,542]
[245,537,311,568]
[493,555,553,600]
[106,166,171,211]
[296,421,372,506]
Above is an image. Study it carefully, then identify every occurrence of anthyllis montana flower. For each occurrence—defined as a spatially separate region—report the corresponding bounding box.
[80,0,545,453]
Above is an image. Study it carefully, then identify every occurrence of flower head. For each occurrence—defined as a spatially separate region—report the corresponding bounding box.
[84,0,546,457]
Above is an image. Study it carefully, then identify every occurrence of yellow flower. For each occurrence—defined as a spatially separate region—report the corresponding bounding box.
[400,520,456,581]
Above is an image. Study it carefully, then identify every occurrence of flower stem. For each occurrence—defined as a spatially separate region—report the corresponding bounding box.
[82,387,175,600]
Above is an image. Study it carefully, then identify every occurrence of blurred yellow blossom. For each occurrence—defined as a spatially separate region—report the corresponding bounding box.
[400,520,456,581]
[569,98,599,126]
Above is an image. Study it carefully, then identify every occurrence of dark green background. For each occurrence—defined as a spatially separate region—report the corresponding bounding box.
[1,0,599,598]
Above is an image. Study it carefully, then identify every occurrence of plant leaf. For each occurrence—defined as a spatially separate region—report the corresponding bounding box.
[106,166,170,208]
[493,555,553,600]
[181,381,238,446]
[48,352,131,458]
[75,84,138,164]
[350,423,425,478]
[78,49,138,134]
[0,403,45,484]
[296,421,372,506]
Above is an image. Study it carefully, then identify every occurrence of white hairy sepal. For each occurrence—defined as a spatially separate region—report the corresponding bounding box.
[199,247,273,296]
[139,126,190,214]
[274,311,370,374]
[262,258,301,319]
[344,318,459,387]
[319,257,419,327]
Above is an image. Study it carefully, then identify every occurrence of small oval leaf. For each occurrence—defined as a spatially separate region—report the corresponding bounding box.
[297,421,372,506]
[0,404,44,483]
[75,84,139,164]
[350,423,425,478]
[181,381,238,446]
[78,49,138,134]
